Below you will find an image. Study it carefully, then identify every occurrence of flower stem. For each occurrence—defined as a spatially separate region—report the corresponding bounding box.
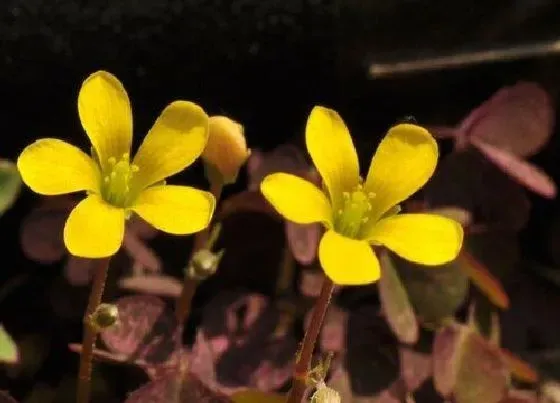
[175,182,223,325]
[77,257,111,403]
[288,277,335,403]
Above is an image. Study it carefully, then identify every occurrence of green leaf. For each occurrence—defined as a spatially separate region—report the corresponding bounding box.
[0,325,18,364]
[378,250,418,344]
[0,160,21,216]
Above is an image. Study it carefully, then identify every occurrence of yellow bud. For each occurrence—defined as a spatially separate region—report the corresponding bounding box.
[311,383,341,403]
[202,116,250,185]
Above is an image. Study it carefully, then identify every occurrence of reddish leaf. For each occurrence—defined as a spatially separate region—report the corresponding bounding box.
[122,231,162,273]
[246,145,309,191]
[19,197,75,263]
[100,295,177,363]
[124,371,233,403]
[0,392,18,403]
[284,221,321,265]
[463,82,554,157]
[218,191,279,221]
[118,275,183,298]
[471,138,556,198]
[299,269,325,298]
[499,389,537,403]
[399,348,432,391]
[378,251,419,344]
[128,215,159,240]
[499,349,539,384]
[456,251,510,310]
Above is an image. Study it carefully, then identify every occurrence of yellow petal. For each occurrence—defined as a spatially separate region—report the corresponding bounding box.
[132,101,209,190]
[365,213,463,266]
[319,230,380,285]
[131,185,215,234]
[17,138,100,195]
[305,106,360,210]
[260,172,333,227]
[64,194,125,258]
[364,124,438,220]
[78,71,133,172]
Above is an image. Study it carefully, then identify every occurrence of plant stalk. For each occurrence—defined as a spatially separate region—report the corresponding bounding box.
[287,277,335,403]
[175,182,223,324]
[77,257,111,403]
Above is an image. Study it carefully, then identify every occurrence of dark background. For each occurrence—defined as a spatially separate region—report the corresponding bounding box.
[1,0,560,401]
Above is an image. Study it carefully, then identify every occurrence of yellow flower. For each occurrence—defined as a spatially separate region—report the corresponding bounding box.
[202,115,250,185]
[17,71,215,258]
[260,106,463,285]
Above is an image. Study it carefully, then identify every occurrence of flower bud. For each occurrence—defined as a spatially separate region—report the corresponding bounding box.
[202,116,250,185]
[89,303,119,332]
[311,382,341,403]
[186,249,225,281]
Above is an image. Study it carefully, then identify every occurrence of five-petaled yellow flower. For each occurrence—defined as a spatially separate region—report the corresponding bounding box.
[17,71,215,258]
[260,106,464,285]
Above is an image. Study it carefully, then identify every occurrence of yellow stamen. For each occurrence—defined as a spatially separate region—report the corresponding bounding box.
[100,153,139,208]
[334,182,375,238]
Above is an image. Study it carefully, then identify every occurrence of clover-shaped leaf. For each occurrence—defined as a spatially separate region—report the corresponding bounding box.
[0,159,21,217]
[392,254,469,327]
[378,250,418,344]
[118,275,183,298]
[433,324,509,403]
[100,295,177,364]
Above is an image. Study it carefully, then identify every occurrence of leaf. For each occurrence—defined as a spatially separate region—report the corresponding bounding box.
[499,349,539,384]
[423,149,531,232]
[378,251,419,344]
[284,221,321,265]
[345,305,400,396]
[0,325,18,364]
[433,325,509,403]
[463,82,554,158]
[471,138,556,198]
[122,231,162,273]
[218,191,279,221]
[499,389,537,403]
[392,255,469,327]
[118,275,183,298]
[230,390,286,403]
[399,347,432,392]
[0,159,21,216]
[63,256,96,286]
[19,196,75,263]
[428,206,472,227]
[124,371,233,403]
[0,392,19,403]
[100,295,177,363]
[456,250,510,310]
[246,145,309,191]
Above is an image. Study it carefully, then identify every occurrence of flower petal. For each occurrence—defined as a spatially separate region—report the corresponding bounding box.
[17,138,100,195]
[319,230,380,285]
[132,101,209,190]
[305,106,360,210]
[64,194,125,258]
[364,213,463,266]
[364,124,438,220]
[260,172,333,227]
[78,71,133,172]
[131,185,215,235]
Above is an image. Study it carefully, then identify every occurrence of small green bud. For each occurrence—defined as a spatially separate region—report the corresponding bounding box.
[89,303,119,332]
[186,249,225,281]
[311,382,341,403]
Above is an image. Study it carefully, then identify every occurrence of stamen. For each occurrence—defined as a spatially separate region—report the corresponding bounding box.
[100,153,139,208]
[334,183,374,238]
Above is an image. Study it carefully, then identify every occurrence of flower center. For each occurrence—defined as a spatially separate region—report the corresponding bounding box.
[334,183,375,238]
[100,153,139,208]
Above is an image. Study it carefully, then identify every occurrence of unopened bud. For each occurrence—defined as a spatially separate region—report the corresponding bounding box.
[89,303,119,332]
[186,249,225,281]
[311,382,341,403]
[202,116,250,185]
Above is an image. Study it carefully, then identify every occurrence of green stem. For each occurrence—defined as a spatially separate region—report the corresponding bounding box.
[288,277,335,403]
[77,257,111,403]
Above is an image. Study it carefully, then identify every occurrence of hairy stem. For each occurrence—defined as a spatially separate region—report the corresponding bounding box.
[288,277,335,403]
[175,182,223,324]
[77,257,111,403]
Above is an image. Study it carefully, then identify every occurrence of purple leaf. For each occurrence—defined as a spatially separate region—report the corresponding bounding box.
[118,275,183,298]
[122,231,162,273]
[100,295,177,364]
[284,221,321,265]
[461,82,554,157]
[246,145,308,191]
[63,256,97,286]
[471,138,556,198]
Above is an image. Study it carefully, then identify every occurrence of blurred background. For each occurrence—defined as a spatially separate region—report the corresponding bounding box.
[1,0,560,402]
